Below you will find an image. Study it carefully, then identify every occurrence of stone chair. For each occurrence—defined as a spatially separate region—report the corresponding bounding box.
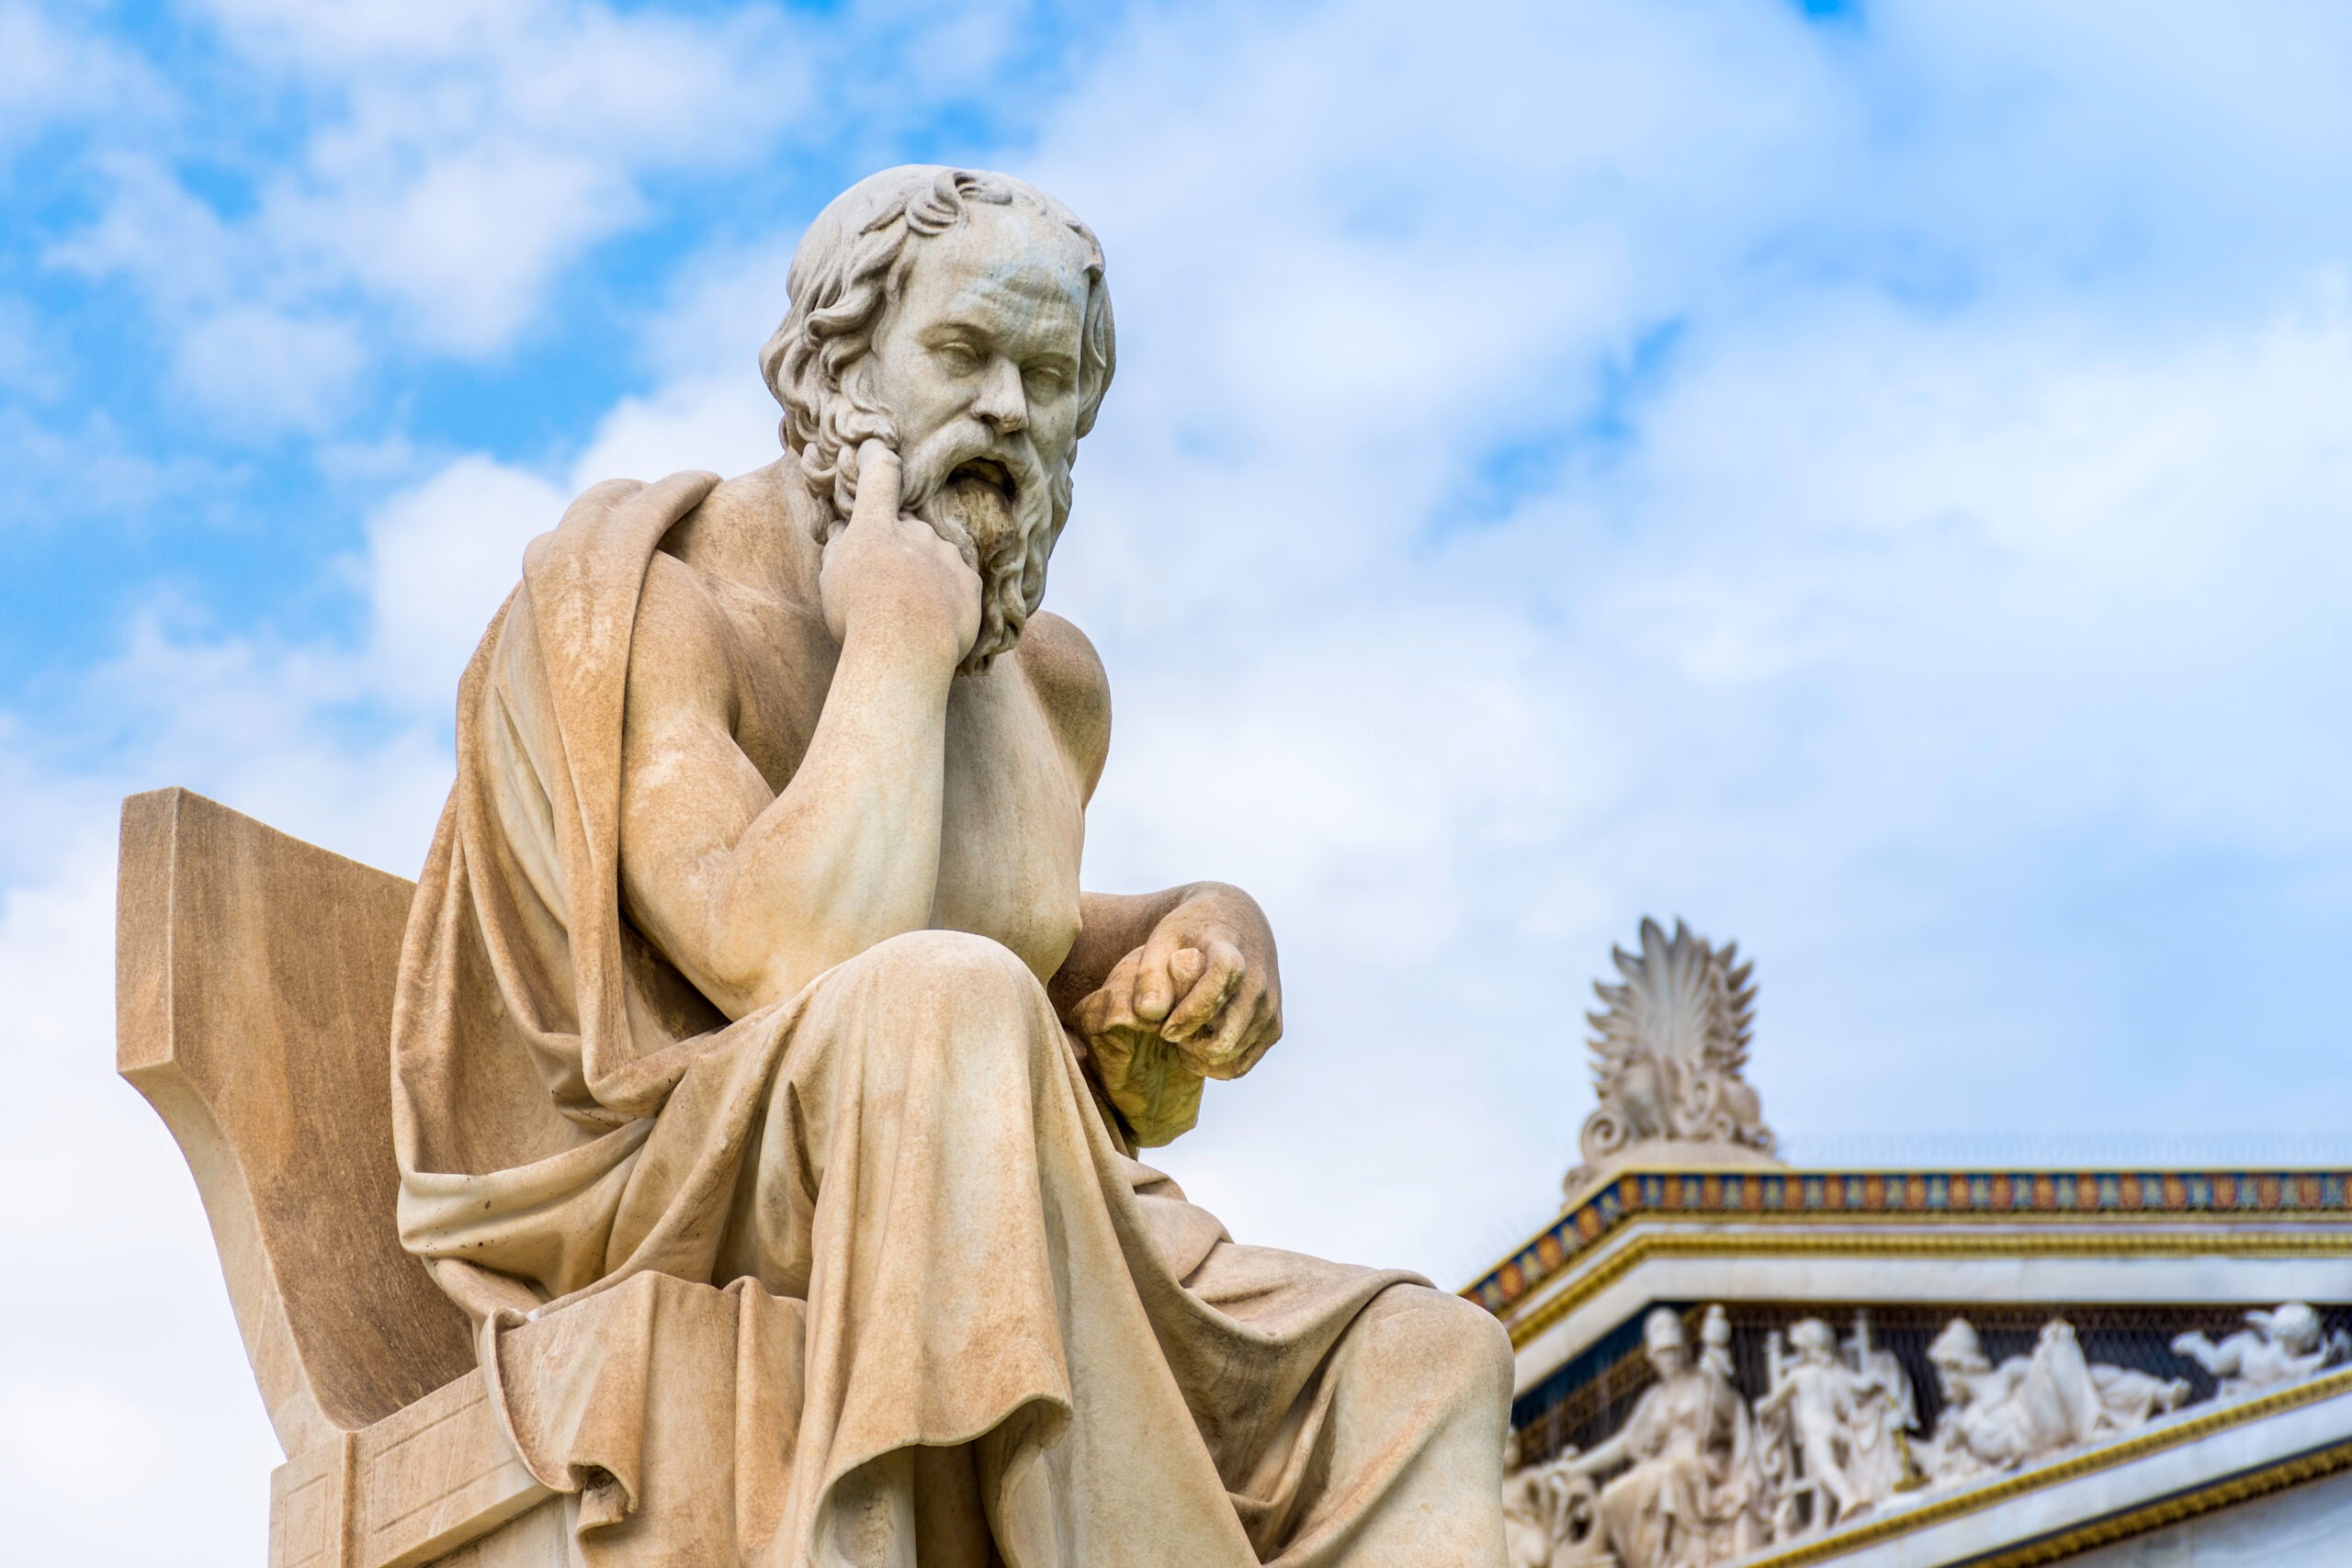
[118,788,571,1567]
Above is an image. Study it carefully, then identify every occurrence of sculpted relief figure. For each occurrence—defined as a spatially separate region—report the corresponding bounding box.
[390,166,1510,1567]
[1917,1319,2188,1487]
[2172,1303,2351,1401]
[1561,1309,1769,1568]
[1500,1432,1610,1568]
[1754,1314,1916,1536]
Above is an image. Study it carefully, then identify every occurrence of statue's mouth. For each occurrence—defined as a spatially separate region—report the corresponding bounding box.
[949,456,1017,504]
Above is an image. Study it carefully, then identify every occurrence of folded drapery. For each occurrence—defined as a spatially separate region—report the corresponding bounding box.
[390,473,1510,1567]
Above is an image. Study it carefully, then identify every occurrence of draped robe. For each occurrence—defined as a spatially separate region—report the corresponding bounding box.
[390,472,1512,1567]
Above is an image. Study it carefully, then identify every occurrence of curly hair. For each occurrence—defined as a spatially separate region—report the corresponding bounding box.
[758,166,1116,538]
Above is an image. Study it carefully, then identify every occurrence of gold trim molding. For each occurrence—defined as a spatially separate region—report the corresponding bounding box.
[1961,1438,2352,1568]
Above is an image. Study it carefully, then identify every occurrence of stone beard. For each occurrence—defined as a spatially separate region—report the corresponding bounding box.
[899,419,1062,674]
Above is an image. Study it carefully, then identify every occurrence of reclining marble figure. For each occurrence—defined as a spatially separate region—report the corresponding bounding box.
[387,165,1511,1565]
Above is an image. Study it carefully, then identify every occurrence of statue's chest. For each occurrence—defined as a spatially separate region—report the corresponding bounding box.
[933,672,1085,979]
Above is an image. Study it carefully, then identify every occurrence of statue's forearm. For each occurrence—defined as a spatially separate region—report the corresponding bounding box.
[1572,1430,1631,1478]
[709,626,958,1007]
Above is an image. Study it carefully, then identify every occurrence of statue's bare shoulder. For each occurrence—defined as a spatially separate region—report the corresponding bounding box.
[1015,610,1111,803]
[628,550,743,736]
[625,468,836,794]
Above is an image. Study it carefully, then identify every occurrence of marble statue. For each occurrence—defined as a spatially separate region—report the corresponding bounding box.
[1698,1304,1736,1382]
[386,165,1512,1567]
[2172,1303,2351,1400]
[1561,1308,1770,1568]
[1754,1314,1916,1535]
[1564,919,1776,1199]
[1917,1318,2188,1486]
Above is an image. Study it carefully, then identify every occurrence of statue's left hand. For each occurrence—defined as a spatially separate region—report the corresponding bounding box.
[1079,884,1283,1082]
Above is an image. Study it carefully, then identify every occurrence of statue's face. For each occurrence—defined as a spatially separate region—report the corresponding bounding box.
[1647,1338,1689,1377]
[863,202,1091,543]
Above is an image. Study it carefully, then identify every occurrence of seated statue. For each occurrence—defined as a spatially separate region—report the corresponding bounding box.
[387,164,1511,1567]
[1562,1309,1767,1568]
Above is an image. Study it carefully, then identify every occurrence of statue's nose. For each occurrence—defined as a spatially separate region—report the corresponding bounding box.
[974,359,1028,433]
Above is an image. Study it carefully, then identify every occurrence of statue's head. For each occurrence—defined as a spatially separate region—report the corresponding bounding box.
[2251,1302,2323,1354]
[1789,1318,1837,1364]
[761,165,1116,674]
[1643,1307,1690,1374]
[1928,1318,1989,1398]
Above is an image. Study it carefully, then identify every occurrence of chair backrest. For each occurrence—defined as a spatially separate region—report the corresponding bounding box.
[117,787,473,1457]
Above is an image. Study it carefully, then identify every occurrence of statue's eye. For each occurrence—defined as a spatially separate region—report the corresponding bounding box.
[1023,365,1070,397]
[938,342,981,371]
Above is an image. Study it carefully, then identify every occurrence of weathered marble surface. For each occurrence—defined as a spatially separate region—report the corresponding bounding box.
[123,164,1514,1568]
[116,787,473,1453]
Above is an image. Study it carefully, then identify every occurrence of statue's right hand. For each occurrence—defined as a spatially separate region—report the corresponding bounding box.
[819,440,980,666]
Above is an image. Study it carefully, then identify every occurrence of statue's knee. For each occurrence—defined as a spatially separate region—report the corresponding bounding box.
[1358,1286,1514,1406]
[865,927,1033,982]
[846,930,1044,1016]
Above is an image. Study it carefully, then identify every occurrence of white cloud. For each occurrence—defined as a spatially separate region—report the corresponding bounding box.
[0,838,279,1564]
[969,0,2352,1268]
[173,305,367,434]
[49,0,817,426]
[569,371,782,496]
[0,2,157,150]
[363,455,568,710]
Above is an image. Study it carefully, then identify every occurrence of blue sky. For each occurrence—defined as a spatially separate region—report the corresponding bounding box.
[6,1,2352,1561]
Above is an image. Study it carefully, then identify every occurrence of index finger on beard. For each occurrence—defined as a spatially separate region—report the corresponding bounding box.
[850,439,901,527]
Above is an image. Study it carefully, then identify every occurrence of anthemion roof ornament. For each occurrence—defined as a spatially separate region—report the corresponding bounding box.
[1565,917,1779,1201]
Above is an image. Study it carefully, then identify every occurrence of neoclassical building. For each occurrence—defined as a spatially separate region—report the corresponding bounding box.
[1483,919,2352,1568]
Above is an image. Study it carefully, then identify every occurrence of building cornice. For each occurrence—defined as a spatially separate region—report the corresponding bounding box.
[1465,1165,2352,1329]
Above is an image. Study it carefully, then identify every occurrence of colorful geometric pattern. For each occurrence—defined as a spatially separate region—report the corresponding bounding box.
[1464,1168,2352,1316]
